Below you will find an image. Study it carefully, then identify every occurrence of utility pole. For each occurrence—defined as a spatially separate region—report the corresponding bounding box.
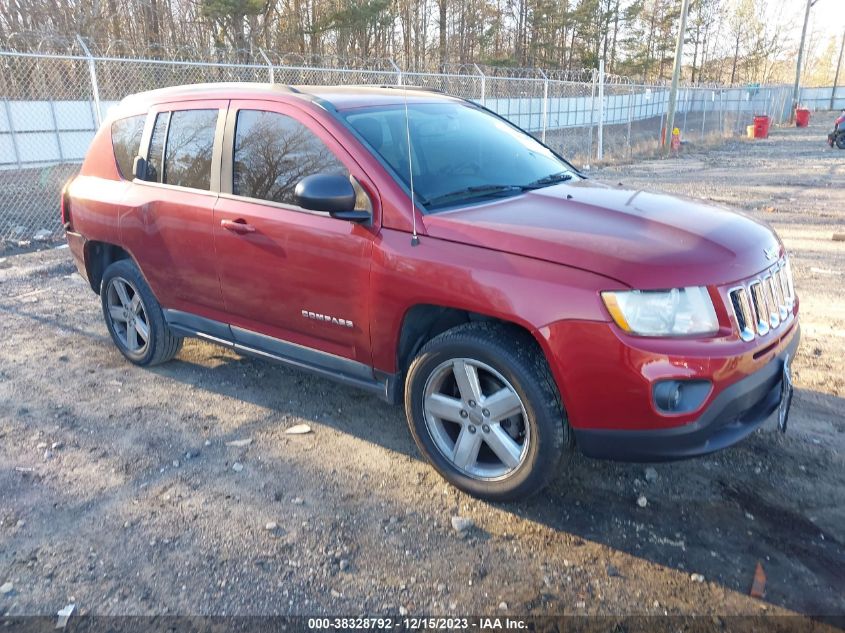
[791,0,819,122]
[831,28,845,111]
[663,0,691,156]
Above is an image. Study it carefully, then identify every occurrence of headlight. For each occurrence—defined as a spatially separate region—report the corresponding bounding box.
[601,287,719,336]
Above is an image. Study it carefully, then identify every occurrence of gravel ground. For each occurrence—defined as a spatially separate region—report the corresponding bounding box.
[0,114,844,624]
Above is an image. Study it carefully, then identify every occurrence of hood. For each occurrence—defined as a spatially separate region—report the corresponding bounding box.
[422,180,782,289]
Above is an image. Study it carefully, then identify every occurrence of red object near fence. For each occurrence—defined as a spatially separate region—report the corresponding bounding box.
[795,108,810,127]
[753,115,770,139]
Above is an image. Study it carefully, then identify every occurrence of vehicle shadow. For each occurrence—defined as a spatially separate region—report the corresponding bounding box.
[150,347,845,619]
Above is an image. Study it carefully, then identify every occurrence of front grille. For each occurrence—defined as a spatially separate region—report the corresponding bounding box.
[729,287,755,342]
[762,274,779,328]
[748,281,770,336]
[770,266,788,320]
[728,257,795,342]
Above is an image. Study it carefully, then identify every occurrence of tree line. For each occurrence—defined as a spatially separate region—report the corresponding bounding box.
[0,0,840,85]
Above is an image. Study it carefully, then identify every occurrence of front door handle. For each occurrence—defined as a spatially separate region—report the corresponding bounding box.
[221,218,256,234]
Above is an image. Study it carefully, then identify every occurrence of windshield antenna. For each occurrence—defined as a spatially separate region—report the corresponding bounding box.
[403,72,420,246]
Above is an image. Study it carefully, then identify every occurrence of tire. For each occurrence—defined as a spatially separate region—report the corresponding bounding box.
[836,135,845,150]
[100,259,183,366]
[404,322,571,501]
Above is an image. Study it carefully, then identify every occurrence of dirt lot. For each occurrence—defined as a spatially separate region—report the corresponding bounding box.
[1,114,844,625]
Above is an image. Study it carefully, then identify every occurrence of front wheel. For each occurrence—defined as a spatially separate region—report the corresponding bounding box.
[404,323,571,501]
[101,259,183,366]
[836,134,845,150]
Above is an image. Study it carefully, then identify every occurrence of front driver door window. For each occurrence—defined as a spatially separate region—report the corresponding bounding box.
[231,109,371,212]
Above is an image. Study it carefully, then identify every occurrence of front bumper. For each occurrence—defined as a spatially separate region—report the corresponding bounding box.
[574,324,800,461]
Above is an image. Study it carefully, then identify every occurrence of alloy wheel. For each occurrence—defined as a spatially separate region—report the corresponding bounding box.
[422,358,530,480]
[106,276,150,355]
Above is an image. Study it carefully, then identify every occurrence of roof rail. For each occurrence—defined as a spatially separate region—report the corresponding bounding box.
[375,84,445,94]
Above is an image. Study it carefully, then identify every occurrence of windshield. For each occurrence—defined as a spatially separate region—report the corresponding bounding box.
[342,102,579,212]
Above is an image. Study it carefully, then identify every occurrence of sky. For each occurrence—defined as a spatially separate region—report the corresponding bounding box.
[791,0,845,48]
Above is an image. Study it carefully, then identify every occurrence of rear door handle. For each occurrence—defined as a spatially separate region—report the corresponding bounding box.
[220,218,256,234]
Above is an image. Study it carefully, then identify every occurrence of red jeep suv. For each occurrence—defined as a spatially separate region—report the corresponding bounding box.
[63,83,799,500]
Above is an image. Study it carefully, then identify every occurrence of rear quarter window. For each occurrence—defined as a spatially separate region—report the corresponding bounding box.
[110,114,146,179]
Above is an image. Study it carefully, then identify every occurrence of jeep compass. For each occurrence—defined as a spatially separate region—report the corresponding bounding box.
[62,83,799,500]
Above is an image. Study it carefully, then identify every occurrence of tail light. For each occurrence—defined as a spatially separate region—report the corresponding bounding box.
[60,179,73,230]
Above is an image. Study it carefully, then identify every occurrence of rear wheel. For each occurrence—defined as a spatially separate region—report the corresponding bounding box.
[836,134,845,150]
[101,259,182,366]
[404,323,571,501]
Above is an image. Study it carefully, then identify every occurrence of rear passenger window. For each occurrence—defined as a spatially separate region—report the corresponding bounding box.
[233,110,349,206]
[163,110,218,190]
[111,114,146,179]
[146,112,169,183]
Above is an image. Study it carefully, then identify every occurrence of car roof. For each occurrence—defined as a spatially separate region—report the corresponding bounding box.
[305,85,463,110]
[118,82,461,111]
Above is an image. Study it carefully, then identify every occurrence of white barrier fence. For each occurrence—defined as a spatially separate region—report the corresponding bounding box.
[0,47,802,242]
[1,88,795,170]
[797,86,845,112]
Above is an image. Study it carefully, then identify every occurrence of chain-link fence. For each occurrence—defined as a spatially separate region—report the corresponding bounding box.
[0,43,796,245]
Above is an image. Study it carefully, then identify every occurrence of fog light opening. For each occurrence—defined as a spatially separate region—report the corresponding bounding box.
[655,381,682,412]
[653,379,712,414]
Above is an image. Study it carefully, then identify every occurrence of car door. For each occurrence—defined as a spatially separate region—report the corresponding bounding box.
[213,100,378,368]
[120,100,227,319]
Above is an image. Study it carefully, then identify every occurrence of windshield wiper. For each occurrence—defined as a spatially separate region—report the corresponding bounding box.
[426,184,526,207]
[425,173,574,208]
[524,171,574,189]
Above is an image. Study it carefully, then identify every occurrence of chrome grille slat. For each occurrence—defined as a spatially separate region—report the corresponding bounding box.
[784,259,795,303]
[771,266,788,320]
[762,273,780,328]
[727,257,794,341]
[778,266,790,307]
[728,287,755,342]
[748,280,770,336]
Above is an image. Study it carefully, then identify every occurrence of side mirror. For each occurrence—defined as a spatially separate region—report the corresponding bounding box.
[295,174,369,222]
[132,155,148,181]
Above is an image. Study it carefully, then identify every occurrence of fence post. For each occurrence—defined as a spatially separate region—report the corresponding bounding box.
[701,90,707,140]
[718,90,723,137]
[473,63,486,107]
[627,82,634,156]
[657,88,666,148]
[388,58,402,86]
[48,99,65,162]
[588,69,597,162]
[2,98,21,170]
[76,36,102,127]
[596,59,605,161]
[538,68,549,143]
[258,48,275,84]
[781,86,790,122]
[767,88,774,122]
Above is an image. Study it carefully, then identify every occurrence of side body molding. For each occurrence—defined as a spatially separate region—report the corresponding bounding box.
[163,309,398,402]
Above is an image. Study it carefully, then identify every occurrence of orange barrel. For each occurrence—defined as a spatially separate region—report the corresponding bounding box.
[753,115,770,138]
[795,108,810,127]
